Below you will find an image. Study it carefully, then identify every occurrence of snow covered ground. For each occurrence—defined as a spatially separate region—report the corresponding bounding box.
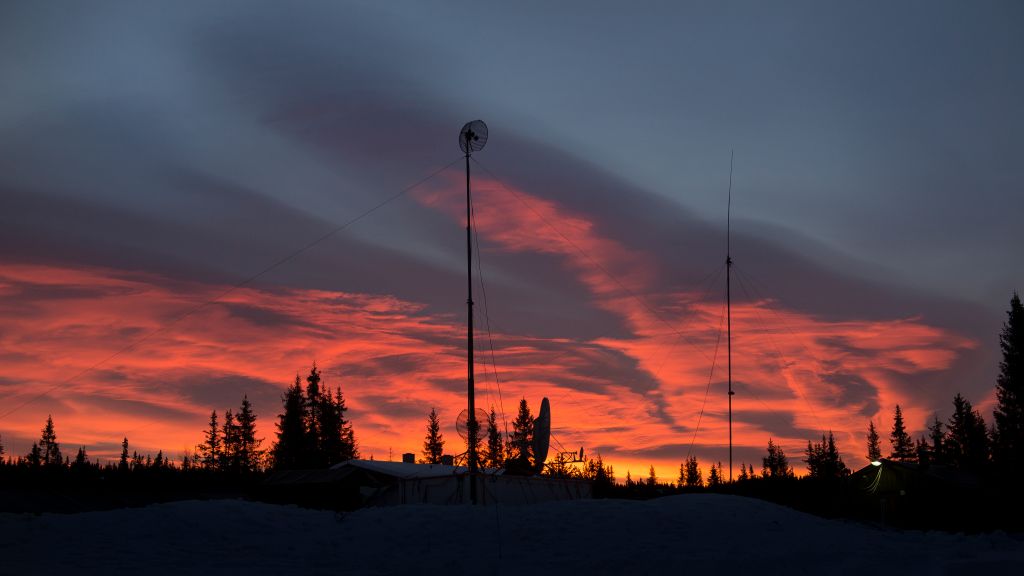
[1,494,1022,575]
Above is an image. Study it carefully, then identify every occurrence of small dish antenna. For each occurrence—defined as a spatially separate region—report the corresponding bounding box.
[456,408,489,441]
[459,120,488,154]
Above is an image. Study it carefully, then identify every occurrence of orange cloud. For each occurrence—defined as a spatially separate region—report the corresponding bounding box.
[0,178,978,481]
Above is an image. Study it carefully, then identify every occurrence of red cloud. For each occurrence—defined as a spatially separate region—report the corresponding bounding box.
[0,178,977,480]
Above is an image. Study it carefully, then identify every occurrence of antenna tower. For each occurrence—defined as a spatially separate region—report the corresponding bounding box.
[727,150,735,483]
[459,120,488,504]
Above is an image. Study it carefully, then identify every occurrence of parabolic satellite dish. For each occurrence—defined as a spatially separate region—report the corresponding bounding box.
[459,120,488,154]
[456,408,489,440]
[532,397,551,474]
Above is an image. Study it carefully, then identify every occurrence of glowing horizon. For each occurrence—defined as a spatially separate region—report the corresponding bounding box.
[0,176,983,482]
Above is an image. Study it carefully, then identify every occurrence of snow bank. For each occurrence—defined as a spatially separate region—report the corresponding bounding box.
[1,494,1021,575]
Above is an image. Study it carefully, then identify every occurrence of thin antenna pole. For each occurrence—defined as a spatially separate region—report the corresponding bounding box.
[727,149,735,483]
[465,144,478,505]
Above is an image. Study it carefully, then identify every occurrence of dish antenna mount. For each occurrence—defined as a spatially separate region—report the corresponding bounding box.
[459,119,488,504]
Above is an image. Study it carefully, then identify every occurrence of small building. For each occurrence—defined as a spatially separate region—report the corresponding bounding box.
[260,460,591,509]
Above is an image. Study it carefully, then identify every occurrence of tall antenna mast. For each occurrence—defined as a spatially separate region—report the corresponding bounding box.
[459,120,488,505]
[727,149,735,483]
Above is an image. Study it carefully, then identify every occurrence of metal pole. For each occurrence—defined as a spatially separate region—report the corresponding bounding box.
[466,147,478,505]
[727,150,734,483]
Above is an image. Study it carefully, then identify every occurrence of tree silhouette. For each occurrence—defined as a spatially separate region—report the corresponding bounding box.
[994,292,1024,472]
[683,456,703,487]
[422,408,444,464]
[484,407,504,468]
[508,398,535,470]
[272,375,308,469]
[198,410,221,470]
[119,437,129,472]
[39,415,61,468]
[304,363,323,460]
[708,462,722,487]
[235,395,265,473]
[889,405,915,462]
[221,409,239,473]
[927,416,946,466]
[866,420,882,462]
[805,431,850,479]
[762,438,793,478]
[946,393,990,472]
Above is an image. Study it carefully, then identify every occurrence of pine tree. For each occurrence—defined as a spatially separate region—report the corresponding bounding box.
[747,463,756,479]
[806,431,850,479]
[198,410,221,470]
[39,415,62,467]
[73,446,88,468]
[994,292,1024,472]
[928,416,945,466]
[708,462,722,487]
[422,408,444,464]
[647,465,657,487]
[0,433,5,462]
[26,443,42,468]
[305,363,322,460]
[509,398,535,470]
[484,408,504,468]
[889,405,916,462]
[235,395,265,473]
[272,375,309,470]
[317,386,356,466]
[119,437,129,472]
[221,409,239,472]
[684,456,703,487]
[866,420,882,462]
[738,463,749,481]
[762,438,793,478]
[946,393,990,472]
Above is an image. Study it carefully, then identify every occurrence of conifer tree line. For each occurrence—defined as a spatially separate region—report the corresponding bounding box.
[857,292,1024,476]
[0,362,358,478]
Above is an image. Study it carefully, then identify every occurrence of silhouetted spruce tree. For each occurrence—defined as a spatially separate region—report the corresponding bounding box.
[915,437,931,467]
[888,405,915,462]
[737,463,749,481]
[484,408,504,468]
[708,462,722,487]
[647,465,657,488]
[39,415,61,468]
[26,443,42,468]
[317,386,357,466]
[220,409,239,473]
[235,395,265,473]
[762,438,793,478]
[946,393,990,472]
[0,434,5,462]
[119,437,129,473]
[72,446,88,470]
[928,416,946,466]
[747,463,756,479]
[508,398,535,470]
[272,375,308,469]
[866,420,882,462]
[305,363,323,460]
[805,431,849,479]
[198,410,221,469]
[684,456,703,487]
[422,408,444,464]
[994,292,1024,472]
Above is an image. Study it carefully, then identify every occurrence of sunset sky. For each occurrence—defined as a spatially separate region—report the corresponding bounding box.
[1,1,1022,480]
